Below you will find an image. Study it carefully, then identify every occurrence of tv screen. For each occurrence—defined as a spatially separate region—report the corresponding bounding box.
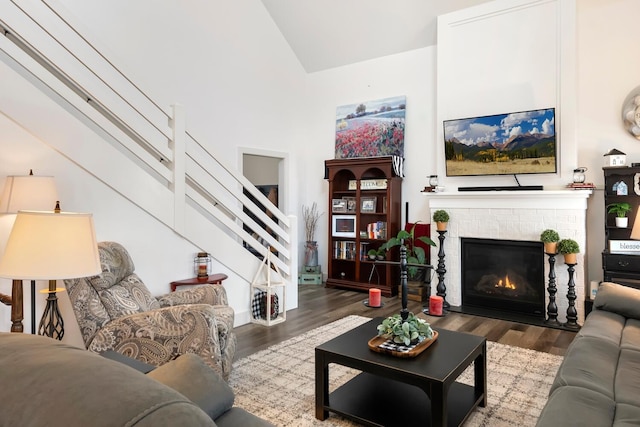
[443,108,557,177]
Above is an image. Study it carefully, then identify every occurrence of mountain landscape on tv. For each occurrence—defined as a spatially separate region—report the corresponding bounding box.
[444,108,556,176]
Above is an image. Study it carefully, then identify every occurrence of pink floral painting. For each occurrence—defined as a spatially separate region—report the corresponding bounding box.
[335,96,406,159]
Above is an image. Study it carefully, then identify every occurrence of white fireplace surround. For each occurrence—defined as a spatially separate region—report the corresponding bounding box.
[425,190,592,324]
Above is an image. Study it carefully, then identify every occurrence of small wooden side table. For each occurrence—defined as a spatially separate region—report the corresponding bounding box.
[170,274,228,292]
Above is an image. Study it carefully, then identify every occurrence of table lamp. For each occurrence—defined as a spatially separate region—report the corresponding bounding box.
[0,205,100,339]
[0,170,58,333]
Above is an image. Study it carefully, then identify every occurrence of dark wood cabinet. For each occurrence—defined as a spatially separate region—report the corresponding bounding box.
[324,157,402,297]
[602,166,640,290]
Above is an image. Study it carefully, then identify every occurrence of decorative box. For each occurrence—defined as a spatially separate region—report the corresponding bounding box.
[299,273,322,285]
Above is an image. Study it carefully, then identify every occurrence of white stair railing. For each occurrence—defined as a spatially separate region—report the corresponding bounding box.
[0,0,295,281]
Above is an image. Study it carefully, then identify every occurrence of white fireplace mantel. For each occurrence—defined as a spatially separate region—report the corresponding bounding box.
[424,190,592,210]
[422,189,592,324]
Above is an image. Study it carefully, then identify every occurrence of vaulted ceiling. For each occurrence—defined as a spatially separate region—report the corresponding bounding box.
[260,0,493,73]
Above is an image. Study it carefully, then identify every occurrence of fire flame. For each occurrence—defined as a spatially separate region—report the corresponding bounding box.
[495,275,516,290]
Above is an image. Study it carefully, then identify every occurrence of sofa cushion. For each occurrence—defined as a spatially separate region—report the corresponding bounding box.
[577,309,625,346]
[0,333,216,427]
[595,282,640,319]
[215,408,276,427]
[97,273,161,318]
[147,353,234,420]
[536,386,615,427]
[550,336,619,399]
[621,318,640,352]
[615,403,640,426]
[616,348,640,406]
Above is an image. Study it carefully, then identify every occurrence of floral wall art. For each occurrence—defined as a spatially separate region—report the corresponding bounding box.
[335,95,406,159]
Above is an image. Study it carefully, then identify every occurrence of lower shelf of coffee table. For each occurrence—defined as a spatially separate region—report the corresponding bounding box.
[326,372,481,427]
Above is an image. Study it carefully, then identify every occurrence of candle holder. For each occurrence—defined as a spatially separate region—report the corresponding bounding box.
[423,230,448,316]
[545,252,560,326]
[563,263,580,330]
[194,252,212,279]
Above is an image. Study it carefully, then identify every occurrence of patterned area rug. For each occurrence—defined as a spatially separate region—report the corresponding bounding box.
[229,315,563,426]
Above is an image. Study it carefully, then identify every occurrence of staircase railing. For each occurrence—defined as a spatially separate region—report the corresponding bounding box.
[0,0,295,281]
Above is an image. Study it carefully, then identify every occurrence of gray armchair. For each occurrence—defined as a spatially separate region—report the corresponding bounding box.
[65,241,237,380]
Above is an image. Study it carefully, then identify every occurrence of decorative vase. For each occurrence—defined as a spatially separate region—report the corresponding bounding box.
[543,242,557,254]
[615,217,628,228]
[436,221,448,231]
[304,241,318,267]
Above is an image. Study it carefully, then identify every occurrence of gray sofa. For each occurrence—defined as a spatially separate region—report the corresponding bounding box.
[0,332,272,427]
[537,282,640,426]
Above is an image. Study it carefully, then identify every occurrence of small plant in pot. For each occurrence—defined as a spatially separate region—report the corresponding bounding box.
[558,238,580,264]
[540,229,560,254]
[607,202,632,228]
[367,247,386,261]
[432,210,450,231]
[377,312,434,346]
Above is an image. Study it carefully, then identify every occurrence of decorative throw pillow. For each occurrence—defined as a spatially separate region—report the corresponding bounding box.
[251,290,279,320]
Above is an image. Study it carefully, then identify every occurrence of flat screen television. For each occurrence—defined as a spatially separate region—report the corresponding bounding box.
[443,108,556,177]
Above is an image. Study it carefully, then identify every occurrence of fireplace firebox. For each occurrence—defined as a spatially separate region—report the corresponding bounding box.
[461,238,545,319]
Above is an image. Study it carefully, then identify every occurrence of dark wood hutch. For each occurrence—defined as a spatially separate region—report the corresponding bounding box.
[324,156,402,297]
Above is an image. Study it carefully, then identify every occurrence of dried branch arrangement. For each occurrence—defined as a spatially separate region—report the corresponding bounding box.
[302,202,323,242]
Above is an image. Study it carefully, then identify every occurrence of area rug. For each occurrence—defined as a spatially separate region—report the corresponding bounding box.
[229,315,563,426]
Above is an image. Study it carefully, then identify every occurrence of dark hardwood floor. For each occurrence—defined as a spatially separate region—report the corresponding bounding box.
[234,284,577,361]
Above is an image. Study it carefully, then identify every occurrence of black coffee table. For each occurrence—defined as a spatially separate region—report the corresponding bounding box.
[315,318,486,426]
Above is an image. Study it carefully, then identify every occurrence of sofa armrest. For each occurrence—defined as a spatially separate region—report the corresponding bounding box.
[157,284,229,307]
[147,353,234,421]
[87,304,225,377]
[594,282,640,319]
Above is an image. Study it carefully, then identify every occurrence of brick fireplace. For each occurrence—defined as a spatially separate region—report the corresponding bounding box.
[425,190,592,324]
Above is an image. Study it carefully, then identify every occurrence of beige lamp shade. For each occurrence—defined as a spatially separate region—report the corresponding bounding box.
[0,210,101,280]
[632,209,640,240]
[0,175,58,213]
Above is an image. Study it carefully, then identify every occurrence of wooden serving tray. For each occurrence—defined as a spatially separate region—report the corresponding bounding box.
[368,330,439,358]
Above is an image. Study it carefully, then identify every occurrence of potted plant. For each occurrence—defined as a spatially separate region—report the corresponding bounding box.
[433,210,450,231]
[558,238,580,264]
[377,312,434,346]
[607,202,632,228]
[540,229,560,254]
[380,223,436,281]
[367,247,386,260]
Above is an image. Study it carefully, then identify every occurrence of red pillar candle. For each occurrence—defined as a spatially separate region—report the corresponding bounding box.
[429,295,443,316]
[369,288,381,307]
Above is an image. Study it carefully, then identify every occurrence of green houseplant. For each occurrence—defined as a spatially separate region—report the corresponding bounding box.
[377,312,434,346]
[558,238,580,264]
[607,202,632,228]
[367,247,386,260]
[433,210,450,231]
[380,222,436,280]
[540,229,560,254]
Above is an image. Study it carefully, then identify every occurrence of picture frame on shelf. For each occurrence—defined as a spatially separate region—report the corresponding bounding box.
[343,197,357,213]
[332,215,357,238]
[332,198,347,213]
[361,197,377,213]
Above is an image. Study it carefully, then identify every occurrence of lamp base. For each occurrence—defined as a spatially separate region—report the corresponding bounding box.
[38,291,64,340]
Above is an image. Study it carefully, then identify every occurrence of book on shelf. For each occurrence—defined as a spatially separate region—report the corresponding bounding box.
[333,240,357,260]
[567,182,596,189]
[366,221,386,239]
[359,242,370,261]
